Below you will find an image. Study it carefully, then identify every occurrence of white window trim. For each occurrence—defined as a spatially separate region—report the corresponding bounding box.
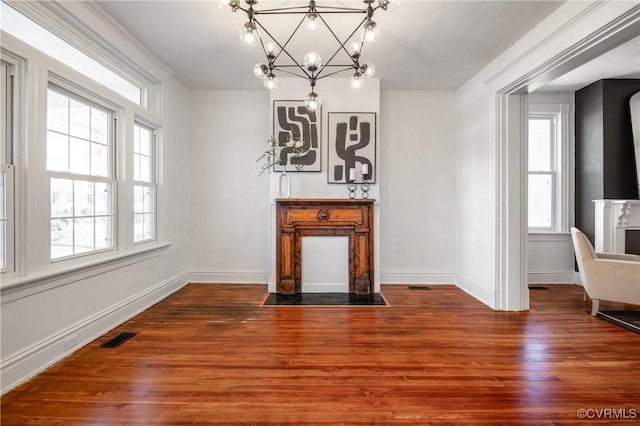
[528,103,571,234]
[2,0,163,110]
[132,119,158,245]
[46,83,119,262]
[1,51,24,278]
[1,242,171,303]
[0,18,167,294]
[1,164,15,273]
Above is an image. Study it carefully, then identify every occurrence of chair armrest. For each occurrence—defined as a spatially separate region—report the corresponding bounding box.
[583,259,640,304]
[596,252,640,261]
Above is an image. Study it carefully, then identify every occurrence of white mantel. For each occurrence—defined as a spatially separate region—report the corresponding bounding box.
[594,199,640,253]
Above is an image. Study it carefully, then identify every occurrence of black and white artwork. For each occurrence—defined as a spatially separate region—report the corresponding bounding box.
[328,112,376,183]
[273,100,321,172]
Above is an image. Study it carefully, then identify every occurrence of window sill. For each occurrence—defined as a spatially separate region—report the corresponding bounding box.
[528,232,571,242]
[1,242,171,303]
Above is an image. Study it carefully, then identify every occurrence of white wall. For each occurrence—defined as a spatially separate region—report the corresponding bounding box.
[454,1,639,308]
[454,81,497,304]
[380,91,456,283]
[0,3,192,394]
[188,90,272,283]
[187,82,458,289]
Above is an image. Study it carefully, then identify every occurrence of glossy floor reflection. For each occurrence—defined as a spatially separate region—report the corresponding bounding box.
[263,292,387,306]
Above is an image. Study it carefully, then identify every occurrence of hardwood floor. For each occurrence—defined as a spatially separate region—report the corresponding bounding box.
[2,284,639,425]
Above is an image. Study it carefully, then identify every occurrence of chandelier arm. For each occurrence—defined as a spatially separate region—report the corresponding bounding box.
[314,6,369,13]
[313,13,367,79]
[253,17,311,79]
[321,12,367,59]
[233,4,250,14]
[253,6,367,14]
[253,7,312,14]
[271,67,312,79]
[231,1,389,96]
[315,67,358,80]
[314,64,360,68]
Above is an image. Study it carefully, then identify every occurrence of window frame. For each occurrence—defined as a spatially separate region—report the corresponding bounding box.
[1,56,18,274]
[528,115,557,231]
[527,103,571,233]
[0,6,168,294]
[0,164,15,273]
[132,120,158,244]
[46,83,118,262]
[0,1,147,108]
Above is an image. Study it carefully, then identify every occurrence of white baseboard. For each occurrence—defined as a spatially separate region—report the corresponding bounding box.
[189,269,269,284]
[380,269,455,284]
[528,271,580,284]
[1,271,189,396]
[455,274,496,309]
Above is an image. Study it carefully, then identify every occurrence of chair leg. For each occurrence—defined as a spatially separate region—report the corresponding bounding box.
[583,291,588,301]
[591,299,600,316]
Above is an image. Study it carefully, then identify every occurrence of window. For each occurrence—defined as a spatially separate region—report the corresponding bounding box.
[0,1,165,289]
[0,2,142,105]
[47,87,115,260]
[1,60,15,272]
[133,122,156,243]
[528,117,555,229]
[528,104,570,232]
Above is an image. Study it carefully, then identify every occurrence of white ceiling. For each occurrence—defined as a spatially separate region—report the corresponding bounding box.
[95,0,570,91]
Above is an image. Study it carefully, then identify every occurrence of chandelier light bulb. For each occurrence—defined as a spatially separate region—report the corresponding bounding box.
[362,62,375,78]
[362,19,379,43]
[253,63,268,79]
[266,42,277,56]
[350,42,362,57]
[306,12,319,31]
[218,0,239,11]
[303,52,322,72]
[264,73,278,89]
[379,0,399,10]
[239,22,259,46]
[350,72,365,89]
[304,92,322,111]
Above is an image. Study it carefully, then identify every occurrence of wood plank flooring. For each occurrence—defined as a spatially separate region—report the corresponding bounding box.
[2,284,640,425]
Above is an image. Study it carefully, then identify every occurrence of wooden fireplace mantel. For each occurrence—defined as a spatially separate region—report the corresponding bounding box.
[275,198,375,294]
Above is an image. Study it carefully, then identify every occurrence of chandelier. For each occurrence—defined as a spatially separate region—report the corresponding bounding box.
[219,0,396,110]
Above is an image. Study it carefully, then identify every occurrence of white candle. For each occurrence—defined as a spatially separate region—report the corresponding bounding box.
[362,164,369,175]
[349,168,356,181]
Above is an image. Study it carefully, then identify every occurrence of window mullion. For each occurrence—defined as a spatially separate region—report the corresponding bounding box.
[1,164,15,272]
[47,87,116,261]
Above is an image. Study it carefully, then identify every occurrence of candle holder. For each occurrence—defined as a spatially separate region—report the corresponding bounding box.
[360,175,370,199]
[347,182,357,199]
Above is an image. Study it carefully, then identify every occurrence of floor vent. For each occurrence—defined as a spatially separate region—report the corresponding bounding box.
[408,285,431,290]
[100,332,137,348]
[528,285,549,290]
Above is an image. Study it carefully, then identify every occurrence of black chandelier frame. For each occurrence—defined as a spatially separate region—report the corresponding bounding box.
[225,0,393,99]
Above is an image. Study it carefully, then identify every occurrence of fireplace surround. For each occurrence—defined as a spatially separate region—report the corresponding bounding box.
[594,199,640,255]
[275,198,375,294]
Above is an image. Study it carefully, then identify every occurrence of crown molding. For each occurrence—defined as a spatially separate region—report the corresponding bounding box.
[485,2,640,93]
[4,0,175,86]
[81,1,176,79]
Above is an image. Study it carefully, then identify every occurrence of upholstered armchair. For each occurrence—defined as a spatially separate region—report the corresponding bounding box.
[571,227,640,316]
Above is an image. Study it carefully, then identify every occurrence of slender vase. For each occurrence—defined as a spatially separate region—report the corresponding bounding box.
[279,171,291,198]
